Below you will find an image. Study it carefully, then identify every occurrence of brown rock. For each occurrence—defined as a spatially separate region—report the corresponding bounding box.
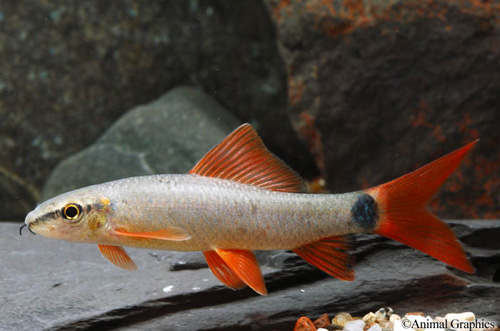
[295,316,318,331]
[265,0,500,219]
[405,312,425,316]
[314,313,331,328]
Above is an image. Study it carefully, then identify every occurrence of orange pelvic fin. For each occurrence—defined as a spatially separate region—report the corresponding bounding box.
[98,244,137,271]
[189,123,305,193]
[293,236,355,281]
[367,140,479,273]
[113,227,191,241]
[203,251,246,290]
[213,248,267,295]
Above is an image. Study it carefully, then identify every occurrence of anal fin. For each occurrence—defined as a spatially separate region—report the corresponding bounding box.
[210,248,267,295]
[293,236,355,281]
[203,251,246,291]
[98,244,137,271]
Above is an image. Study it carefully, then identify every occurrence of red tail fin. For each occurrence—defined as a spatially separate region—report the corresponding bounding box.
[367,140,478,273]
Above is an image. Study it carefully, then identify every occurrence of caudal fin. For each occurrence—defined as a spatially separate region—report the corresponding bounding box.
[367,140,478,273]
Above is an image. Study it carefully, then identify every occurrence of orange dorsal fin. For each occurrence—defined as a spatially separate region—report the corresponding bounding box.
[98,244,137,271]
[214,248,267,295]
[368,140,478,273]
[203,251,246,290]
[293,235,355,281]
[189,123,304,193]
[113,227,191,241]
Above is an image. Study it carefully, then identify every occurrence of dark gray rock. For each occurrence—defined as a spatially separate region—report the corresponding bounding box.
[2,220,498,330]
[1,0,316,221]
[0,167,39,225]
[41,87,241,200]
[265,0,500,219]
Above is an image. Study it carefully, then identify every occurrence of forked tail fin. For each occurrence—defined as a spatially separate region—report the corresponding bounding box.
[367,140,479,273]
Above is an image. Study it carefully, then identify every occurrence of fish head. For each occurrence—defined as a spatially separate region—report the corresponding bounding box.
[25,187,112,243]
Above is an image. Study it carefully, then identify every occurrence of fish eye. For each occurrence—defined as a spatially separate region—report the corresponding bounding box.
[62,204,82,221]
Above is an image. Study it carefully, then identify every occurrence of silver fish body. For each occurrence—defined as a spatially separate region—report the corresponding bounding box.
[27,174,364,251]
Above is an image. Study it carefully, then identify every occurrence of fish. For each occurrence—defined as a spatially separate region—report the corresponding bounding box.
[24,124,478,295]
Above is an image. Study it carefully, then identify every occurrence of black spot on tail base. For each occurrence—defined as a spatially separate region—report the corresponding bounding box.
[351,193,378,230]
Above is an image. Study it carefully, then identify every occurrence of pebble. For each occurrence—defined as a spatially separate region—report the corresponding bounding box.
[162,285,174,293]
[314,313,330,328]
[344,319,366,331]
[294,316,317,331]
[378,320,393,330]
[363,312,377,325]
[375,307,394,321]
[406,312,425,316]
[390,314,401,322]
[445,312,475,322]
[367,323,382,331]
[317,329,329,331]
[332,312,353,327]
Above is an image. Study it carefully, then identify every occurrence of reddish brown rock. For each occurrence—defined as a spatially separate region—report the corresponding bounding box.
[266,0,500,219]
[314,313,331,328]
[295,316,318,331]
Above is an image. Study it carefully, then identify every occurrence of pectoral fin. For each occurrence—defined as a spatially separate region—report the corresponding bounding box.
[98,244,137,271]
[213,248,267,295]
[113,226,191,241]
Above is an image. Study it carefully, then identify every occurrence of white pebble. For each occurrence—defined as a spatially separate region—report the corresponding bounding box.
[317,329,329,331]
[445,312,475,322]
[162,285,174,293]
[367,323,382,331]
[344,319,366,331]
[390,314,402,322]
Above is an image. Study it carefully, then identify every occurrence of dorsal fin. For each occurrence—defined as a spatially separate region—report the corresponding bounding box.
[189,123,304,192]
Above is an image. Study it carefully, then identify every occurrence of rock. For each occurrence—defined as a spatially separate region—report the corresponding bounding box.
[367,323,382,331]
[363,312,377,325]
[169,252,208,271]
[2,220,499,330]
[1,0,317,221]
[344,320,366,331]
[444,312,476,322]
[375,307,394,321]
[405,312,425,317]
[41,87,241,200]
[294,316,317,331]
[0,167,39,221]
[390,315,402,322]
[265,0,500,219]
[314,313,330,329]
[332,312,353,327]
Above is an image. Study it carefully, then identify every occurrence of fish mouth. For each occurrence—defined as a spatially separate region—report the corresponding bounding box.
[21,210,39,236]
